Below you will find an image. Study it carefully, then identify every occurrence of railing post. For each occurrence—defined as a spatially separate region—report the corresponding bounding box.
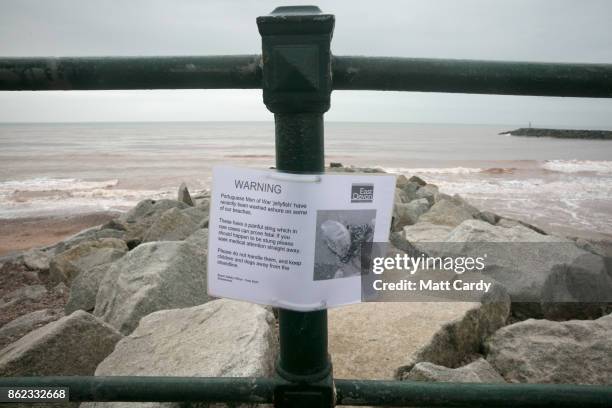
[257,6,335,407]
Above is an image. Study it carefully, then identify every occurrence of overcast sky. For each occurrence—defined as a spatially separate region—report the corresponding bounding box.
[1,0,611,127]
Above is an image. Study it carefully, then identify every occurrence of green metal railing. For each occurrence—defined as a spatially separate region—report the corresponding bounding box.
[1,5,611,407]
[2,55,611,96]
[2,376,611,407]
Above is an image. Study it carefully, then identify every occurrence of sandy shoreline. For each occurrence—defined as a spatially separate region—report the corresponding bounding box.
[0,212,120,257]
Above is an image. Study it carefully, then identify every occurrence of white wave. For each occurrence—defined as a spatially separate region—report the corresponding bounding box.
[380,166,484,175]
[0,177,172,219]
[0,177,119,192]
[432,176,612,235]
[432,177,612,200]
[542,160,612,174]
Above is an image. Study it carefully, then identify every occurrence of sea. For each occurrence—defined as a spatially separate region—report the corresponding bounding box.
[1,122,611,236]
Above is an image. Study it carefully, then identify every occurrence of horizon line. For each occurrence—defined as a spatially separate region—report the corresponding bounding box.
[2,120,609,130]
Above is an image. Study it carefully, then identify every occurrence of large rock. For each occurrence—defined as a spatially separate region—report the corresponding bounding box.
[82,299,277,408]
[394,188,409,204]
[177,182,195,206]
[182,205,209,226]
[415,184,439,205]
[184,227,209,249]
[121,199,188,223]
[445,219,549,243]
[397,279,510,377]
[478,210,500,225]
[405,358,505,383]
[0,309,63,349]
[49,226,126,255]
[395,175,410,188]
[94,240,210,334]
[1,285,47,313]
[486,314,612,385]
[418,198,475,227]
[497,217,548,235]
[409,175,427,186]
[119,199,189,242]
[49,238,128,284]
[22,248,51,271]
[195,196,211,209]
[392,198,430,231]
[438,219,612,319]
[450,194,480,216]
[400,181,420,201]
[65,263,113,314]
[402,222,453,243]
[329,285,510,380]
[142,207,200,242]
[574,236,612,258]
[0,311,121,376]
[2,285,47,305]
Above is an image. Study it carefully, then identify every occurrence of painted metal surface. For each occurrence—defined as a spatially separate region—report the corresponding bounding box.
[0,376,277,403]
[258,6,335,407]
[1,376,611,407]
[332,56,612,97]
[0,55,262,90]
[2,55,611,97]
[334,379,612,407]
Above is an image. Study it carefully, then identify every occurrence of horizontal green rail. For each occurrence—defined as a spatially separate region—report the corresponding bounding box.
[0,376,277,403]
[1,55,611,98]
[334,379,612,407]
[0,55,262,90]
[332,56,612,97]
[1,377,611,407]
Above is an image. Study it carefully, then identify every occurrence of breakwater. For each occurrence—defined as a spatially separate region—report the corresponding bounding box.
[500,128,612,140]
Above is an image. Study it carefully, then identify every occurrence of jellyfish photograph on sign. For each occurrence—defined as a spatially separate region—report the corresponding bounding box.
[313,209,376,281]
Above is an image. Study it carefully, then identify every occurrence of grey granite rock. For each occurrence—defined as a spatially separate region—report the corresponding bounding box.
[0,311,122,376]
[418,198,474,227]
[329,282,510,380]
[486,314,612,384]
[22,248,51,271]
[49,238,127,284]
[177,182,195,206]
[392,198,431,231]
[478,210,500,225]
[1,285,47,309]
[441,219,612,319]
[415,184,439,205]
[405,358,505,383]
[83,299,277,408]
[0,309,63,349]
[50,226,126,255]
[119,199,189,242]
[94,240,210,335]
[142,207,200,242]
[409,175,427,186]
[394,187,409,204]
[65,262,113,314]
[402,222,453,243]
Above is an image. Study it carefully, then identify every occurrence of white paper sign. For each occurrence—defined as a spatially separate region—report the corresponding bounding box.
[207,166,395,311]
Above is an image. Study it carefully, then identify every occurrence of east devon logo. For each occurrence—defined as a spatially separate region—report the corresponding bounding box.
[351,184,374,203]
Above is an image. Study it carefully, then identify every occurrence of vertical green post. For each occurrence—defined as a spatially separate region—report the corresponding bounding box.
[257,6,335,407]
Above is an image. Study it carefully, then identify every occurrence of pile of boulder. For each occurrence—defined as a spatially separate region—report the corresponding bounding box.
[0,164,610,407]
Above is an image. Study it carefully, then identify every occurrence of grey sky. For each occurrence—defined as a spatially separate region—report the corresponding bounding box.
[1,0,611,127]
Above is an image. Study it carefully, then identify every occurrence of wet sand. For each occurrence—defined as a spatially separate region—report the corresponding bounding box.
[0,212,120,257]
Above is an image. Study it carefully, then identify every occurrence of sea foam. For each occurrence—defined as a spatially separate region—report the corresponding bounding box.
[0,177,171,219]
[542,160,612,174]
